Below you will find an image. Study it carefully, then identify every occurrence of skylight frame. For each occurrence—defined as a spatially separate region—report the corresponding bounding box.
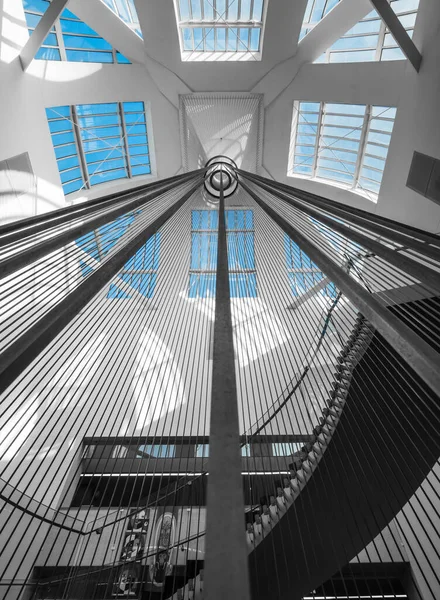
[101,0,143,39]
[175,0,266,62]
[46,101,155,197]
[288,101,396,200]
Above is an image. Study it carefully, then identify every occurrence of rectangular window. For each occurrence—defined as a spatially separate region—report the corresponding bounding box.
[189,209,257,298]
[176,0,264,60]
[290,102,396,198]
[76,213,160,300]
[284,234,337,299]
[46,101,152,195]
[194,443,251,457]
[272,442,304,457]
[138,444,176,458]
[101,0,143,38]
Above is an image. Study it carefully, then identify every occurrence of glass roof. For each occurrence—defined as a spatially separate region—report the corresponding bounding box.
[101,0,143,39]
[46,101,151,195]
[290,102,396,198]
[299,0,420,63]
[22,0,130,63]
[176,0,264,58]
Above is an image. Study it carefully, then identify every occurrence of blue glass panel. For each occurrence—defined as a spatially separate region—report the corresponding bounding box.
[295,145,316,155]
[61,8,80,20]
[130,155,150,166]
[216,28,226,51]
[293,165,313,175]
[77,103,118,116]
[294,156,314,166]
[49,119,72,133]
[89,169,127,185]
[189,273,216,298]
[63,179,83,195]
[59,19,97,35]
[127,135,148,145]
[66,50,114,62]
[316,167,354,183]
[227,28,238,51]
[363,155,386,170]
[358,177,381,193]
[361,167,383,182]
[46,105,70,119]
[205,28,215,51]
[42,32,58,46]
[318,157,356,173]
[124,113,146,125]
[82,138,122,152]
[55,144,78,159]
[129,146,149,156]
[372,106,397,118]
[25,13,41,28]
[183,28,193,50]
[131,165,151,176]
[193,27,203,51]
[78,114,120,128]
[63,34,112,50]
[126,124,147,135]
[320,148,357,162]
[366,131,391,145]
[252,0,263,20]
[80,126,122,140]
[332,35,378,50]
[250,28,260,51]
[58,156,79,171]
[381,47,404,60]
[35,47,61,60]
[365,143,388,158]
[370,119,394,132]
[238,28,249,51]
[52,131,75,146]
[85,149,124,163]
[116,52,131,64]
[321,125,362,139]
[87,158,126,174]
[179,0,190,20]
[321,137,360,151]
[190,0,202,19]
[60,168,82,184]
[23,0,50,11]
[107,284,131,299]
[329,50,376,63]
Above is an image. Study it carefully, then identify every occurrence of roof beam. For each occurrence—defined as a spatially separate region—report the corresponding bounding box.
[369,0,422,71]
[287,278,330,310]
[252,0,373,106]
[19,0,69,71]
[68,0,145,64]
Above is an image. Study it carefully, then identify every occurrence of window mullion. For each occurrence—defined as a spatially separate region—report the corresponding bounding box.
[119,103,132,178]
[54,19,67,61]
[312,102,324,177]
[70,105,90,189]
[353,105,371,190]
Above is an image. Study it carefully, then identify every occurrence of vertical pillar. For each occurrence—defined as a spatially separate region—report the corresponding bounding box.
[204,173,251,599]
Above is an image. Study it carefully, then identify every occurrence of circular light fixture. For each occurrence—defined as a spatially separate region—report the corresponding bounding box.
[203,155,238,200]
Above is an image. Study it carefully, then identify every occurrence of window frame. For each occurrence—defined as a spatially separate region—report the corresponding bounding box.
[288,101,396,199]
[174,0,266,61]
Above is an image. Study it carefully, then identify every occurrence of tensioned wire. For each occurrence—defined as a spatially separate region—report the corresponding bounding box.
[0,183,203,528]
[225,192,413,599]
[2,178,436,596]
[243,178,440,350]
[0,190,211,596]
[1,186,217,596]
[0,177,200,354]
[234,186,440,596]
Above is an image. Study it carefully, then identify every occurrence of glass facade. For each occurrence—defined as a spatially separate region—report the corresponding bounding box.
[189,209,257,298]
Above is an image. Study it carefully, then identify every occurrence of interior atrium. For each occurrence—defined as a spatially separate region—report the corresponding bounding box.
[1,1,440,599]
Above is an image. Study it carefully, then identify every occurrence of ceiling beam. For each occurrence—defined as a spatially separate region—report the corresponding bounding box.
[19,0,69,71]
[252,0,373,106]
[369,0,422,71]
[68,0,145,64]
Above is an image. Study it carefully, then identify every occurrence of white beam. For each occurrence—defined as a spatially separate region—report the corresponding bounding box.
[252,0,373,106]
[369,0,422,71]
[19,0,69,71]
[68,0,145,64]
[287,278,330,310]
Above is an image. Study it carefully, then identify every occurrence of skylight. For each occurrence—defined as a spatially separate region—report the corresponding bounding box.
[299,0,420,63]
[101,0,143,39]
[189,209,257,298]
[289,102,396,198]
[23,0,130,63]
[76,214,160,300]
[175,0,265,61]
[284,235,337,299]
[46,101,152,195]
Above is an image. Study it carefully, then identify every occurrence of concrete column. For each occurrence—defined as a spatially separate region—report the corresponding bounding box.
[204,176,251,600]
